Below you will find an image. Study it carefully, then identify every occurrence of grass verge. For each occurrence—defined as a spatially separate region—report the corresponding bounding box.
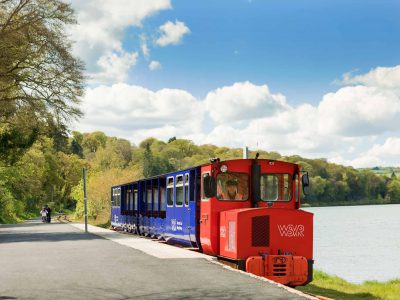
[0,211,39,224]
[297,270,400,300]
[69,209,111,229]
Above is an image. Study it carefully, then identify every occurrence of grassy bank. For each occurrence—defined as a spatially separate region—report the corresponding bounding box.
[69,209,111,229]
[297,270,400,300]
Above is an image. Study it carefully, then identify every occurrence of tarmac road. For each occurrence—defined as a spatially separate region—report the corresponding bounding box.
[0,219,311,300]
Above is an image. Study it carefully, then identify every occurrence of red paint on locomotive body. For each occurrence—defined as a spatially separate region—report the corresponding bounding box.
[219,208,313,260]
[199,158,313,286]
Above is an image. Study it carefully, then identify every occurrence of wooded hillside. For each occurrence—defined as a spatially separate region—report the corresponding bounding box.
[4,130,400,224]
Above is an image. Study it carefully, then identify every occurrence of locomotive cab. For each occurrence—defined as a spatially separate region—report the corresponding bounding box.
[199,159,313,286]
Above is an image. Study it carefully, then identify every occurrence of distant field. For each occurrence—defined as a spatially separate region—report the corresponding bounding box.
[359,167,400,178]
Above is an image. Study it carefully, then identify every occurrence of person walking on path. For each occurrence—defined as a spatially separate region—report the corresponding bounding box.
[40,207,48,223]
[45,205,52,223]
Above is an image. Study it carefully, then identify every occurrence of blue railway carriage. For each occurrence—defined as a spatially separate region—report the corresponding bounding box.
[111,167,201,248]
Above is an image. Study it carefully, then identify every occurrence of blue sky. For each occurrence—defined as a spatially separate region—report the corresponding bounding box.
[127,0,400,103]
[69,0,400,167]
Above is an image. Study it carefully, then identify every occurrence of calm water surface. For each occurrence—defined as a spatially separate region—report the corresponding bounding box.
[303,204,400,283]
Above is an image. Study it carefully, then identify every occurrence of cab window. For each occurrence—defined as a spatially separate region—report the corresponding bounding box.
[216,173,249,201]
[201,172,210,200]
[261,174,292,202]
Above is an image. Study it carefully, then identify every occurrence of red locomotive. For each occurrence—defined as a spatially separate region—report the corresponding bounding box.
[200,156,312,286]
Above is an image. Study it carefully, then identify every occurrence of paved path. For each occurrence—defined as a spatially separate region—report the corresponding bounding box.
[0,219,312,300]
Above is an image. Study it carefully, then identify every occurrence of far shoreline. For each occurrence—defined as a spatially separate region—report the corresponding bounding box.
[301,202,400,208]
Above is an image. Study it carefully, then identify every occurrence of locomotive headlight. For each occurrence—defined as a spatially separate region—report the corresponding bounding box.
[220,165,228,173]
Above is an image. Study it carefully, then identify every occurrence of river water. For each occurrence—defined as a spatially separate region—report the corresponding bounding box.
[302,204,400,283]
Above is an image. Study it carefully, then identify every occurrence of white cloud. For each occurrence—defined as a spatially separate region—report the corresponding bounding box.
[204,81,288,123]
[329,137,400,168]
[368,137,400,157]
[91,51,138,84]
[67,0,171,83]
[317,65,400,137]
[317,85,400,136]
[201,103,345,158]
[149,60,162,71]
[76,83,203,142]
[155,20,191,47]
[341,66,400,90]
[140,34,150,58]
[329,155,382,169]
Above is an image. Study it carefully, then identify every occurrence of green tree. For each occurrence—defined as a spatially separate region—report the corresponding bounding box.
[139,137,158,149]
[109,137,132,166]
[57,152,84,209]
[143,144,154,178]
[0,0,85,163]
[0,110,39,164]
[72,168,141,222]
[167,136,176,143]
[70,131,84,157]
[82,132,107,154]
[387,179,400,203]
[47,117,70,153]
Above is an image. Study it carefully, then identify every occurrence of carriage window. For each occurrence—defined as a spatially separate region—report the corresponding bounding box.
[261,174,292,202]
[134,190,138,212]
[216,173,249,201]
[184,173,189,205]
[167,177,174,206]
[129,190,133,210]
[147,188,152,210]
[111,190,115,206]
[126,190,130,211]
[160,187,166,211]
[113,188,121,206]
[153,187,159,210]
[176,175,183,206]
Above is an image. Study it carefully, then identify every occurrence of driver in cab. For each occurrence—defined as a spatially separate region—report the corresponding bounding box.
[219,179,243,200]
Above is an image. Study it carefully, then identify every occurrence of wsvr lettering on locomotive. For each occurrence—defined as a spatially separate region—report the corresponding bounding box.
[277,224,305,237]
